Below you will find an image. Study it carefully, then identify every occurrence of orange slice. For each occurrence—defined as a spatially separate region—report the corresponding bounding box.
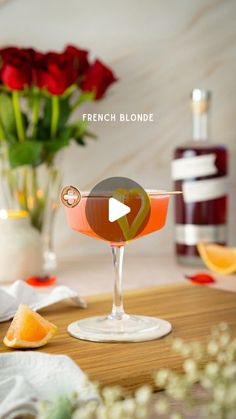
[197,243,236,275]
[3,304,57,349]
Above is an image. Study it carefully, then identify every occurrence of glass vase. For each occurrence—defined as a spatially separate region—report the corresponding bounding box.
[0,147,61,275]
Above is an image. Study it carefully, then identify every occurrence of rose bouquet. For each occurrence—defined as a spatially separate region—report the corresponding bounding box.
[0,45,116,271]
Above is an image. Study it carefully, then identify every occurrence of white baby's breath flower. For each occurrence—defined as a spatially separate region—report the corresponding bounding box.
[227,383,236,404]
[190,341,203,360]
[183,359,197,374]
[207,340,219,356]
[135,385,152,405]
[108,401,123,419]
[186,371,199,384]
[96,404,108,419]
[72,401,97,419]
[155,369,170,386]
[218,322,229,333]
[180,343,191,357]
[172,338,184,352]
[102,386,122,404]
[205,362,219,378]
[217,352,228,364]
[219,332,230,348]
[222,364,236,380]
[223,349,234,364]
[201,376,214,390]
[167,379,187,400]
[208,401,222,416]
[230,338,236,352]
[155,397,169,415]
[135,406,149,419]
[183,359,199,382]
[214,383,226,403]
[122,398,136,415]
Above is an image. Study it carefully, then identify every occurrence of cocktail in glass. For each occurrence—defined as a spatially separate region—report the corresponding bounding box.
[63,185,172,342]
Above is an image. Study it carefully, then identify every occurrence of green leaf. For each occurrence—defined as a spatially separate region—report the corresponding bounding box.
[71,120,88,137]
[9,141,43,168]
[0,93,16,138]
[74,137,86,146]
[44,135,70,154]
[67,120,92,147]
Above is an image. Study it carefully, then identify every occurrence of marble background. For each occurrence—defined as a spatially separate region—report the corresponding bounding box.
[0,0,236,262]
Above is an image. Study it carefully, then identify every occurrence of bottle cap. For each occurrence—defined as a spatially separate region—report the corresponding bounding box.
[191,89,211,113]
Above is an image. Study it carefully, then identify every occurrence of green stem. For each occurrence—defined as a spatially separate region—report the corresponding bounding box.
[32,93,40,139]
[22,166,29,210]
[50,95,59,138]
[31,166,45,231]
[12,91,25,143]
[0,119,5,140]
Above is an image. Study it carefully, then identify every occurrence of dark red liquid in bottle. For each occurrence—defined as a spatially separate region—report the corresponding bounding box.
[173,143,228,265]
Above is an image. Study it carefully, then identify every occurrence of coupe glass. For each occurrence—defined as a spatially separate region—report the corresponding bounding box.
[65,189,171,342]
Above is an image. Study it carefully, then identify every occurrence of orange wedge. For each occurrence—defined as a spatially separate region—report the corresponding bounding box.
[197,243,236,275]
[3,304,57,349]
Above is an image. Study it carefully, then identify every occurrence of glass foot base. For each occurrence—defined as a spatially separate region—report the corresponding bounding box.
[67,315,172,342]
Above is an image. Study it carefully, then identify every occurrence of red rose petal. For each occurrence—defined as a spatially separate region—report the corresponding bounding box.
[185,272,216,285]
[26,276,57,287]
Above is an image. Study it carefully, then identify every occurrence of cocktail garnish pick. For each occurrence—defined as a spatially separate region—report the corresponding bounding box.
[81,190,182,197]
[61,186,81,208]
[149,191,182,196]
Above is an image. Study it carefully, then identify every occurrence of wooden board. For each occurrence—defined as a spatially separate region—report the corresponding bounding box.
[1,283,236,392]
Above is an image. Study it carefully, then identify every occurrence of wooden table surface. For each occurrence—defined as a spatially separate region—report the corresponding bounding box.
[1,283,236,392]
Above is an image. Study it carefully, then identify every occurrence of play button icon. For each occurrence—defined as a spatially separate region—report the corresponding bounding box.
[85,176,150,243]
[108,198,131,222]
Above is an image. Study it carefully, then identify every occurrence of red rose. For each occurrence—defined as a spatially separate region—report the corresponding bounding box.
[34,51,78,95]
[22,48,44,62]
[64,45,89,76]
[0,47,32,90]
[81,59,117,99]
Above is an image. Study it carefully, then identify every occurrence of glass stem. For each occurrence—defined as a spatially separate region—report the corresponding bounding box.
[110,245,126,320]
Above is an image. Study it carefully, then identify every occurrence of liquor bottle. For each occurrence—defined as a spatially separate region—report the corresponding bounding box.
[172,89,228,266]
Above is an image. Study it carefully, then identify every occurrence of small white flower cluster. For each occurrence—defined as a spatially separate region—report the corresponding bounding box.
[37,323,236,419]
[155,322,236,419]
[72,385,152,419]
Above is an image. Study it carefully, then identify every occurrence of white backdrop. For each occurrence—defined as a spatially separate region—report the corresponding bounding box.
[0,0,236,261]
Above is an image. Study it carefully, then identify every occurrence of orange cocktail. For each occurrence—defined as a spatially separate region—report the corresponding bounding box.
[63,185,173,343]
[66,191,169,245]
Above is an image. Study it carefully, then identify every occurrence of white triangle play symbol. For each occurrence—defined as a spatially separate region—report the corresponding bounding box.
[108,197,131,223]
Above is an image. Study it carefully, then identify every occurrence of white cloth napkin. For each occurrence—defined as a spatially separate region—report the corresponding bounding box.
[0,279,87,322]
[0,352,98,419]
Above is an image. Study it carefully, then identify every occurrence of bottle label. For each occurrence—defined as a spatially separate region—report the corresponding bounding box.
[175,224,227,245]
[172,154,217,180]
[183,176,228,203]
